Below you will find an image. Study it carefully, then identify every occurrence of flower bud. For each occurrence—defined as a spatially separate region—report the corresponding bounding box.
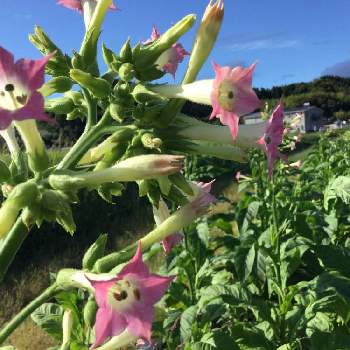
[118,63,136,81]
[80,0,113,66]
[131,84,165,104]
[83,297,98,328]
[70,69,112,98]
[119,38,133,63]
[0,181,39,238]
[45,97,75,114]
[39,76,73,97]
[184,0,224,83]
[82,234,108,270]
[61,309,73,349]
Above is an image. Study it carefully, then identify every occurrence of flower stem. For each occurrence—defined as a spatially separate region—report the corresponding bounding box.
[0,283,60,345]
[56,109,111,170]
[0,216,29,284]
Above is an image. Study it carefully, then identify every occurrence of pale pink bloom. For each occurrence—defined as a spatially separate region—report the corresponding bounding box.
[57,0,116,13]
[210,62,261,139]
[257,102,286,178]
[144,26,189,78]
[235,171,241,182]
[88,242,174,349]
[0,47,53,130]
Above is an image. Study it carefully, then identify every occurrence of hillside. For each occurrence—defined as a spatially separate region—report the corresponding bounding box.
[255,75,350,118]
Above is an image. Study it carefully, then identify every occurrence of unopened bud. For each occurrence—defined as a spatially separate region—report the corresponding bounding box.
[184,0,224,83]
[119,38,132,62]
[45,97,75,114]
[70,69,112,98]
[39,76,73,97]
[118,63,136,81]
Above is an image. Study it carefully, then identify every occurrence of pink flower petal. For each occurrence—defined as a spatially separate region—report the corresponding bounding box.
[210,62,261,139]
[88,278,119,308]
[257,102,286,178]
[118,242,149,278]
[124,305,154,341]
[15,53,54,90]
[57,0,83,12]
[91,307,114,349]
[0,47,15,81]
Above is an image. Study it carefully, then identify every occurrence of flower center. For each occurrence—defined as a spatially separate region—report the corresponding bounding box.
[107,277,141,312]
[0,80,29,111]
[217,80,235,111]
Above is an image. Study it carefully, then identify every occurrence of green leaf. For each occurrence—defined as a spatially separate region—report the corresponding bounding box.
[31,303,64,340]
[314,245,350,278]
[200,331,239,350]
[180,305,198,342]
[310,331,350,350]
[324,176,350,210]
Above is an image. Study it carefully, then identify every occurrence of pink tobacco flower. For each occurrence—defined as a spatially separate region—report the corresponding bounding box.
[257,102,286,178]
[57,0,116,13]
[210,62,261,139]
[88,242,174,349]
[144,26,190,78]
[0,47,53,130]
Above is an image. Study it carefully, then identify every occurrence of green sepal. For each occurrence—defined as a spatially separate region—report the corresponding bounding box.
[82,234,108,270]
[39,76,73,97]
[169,173,194,196]
[118,63,136,82]
[119,37,132,62]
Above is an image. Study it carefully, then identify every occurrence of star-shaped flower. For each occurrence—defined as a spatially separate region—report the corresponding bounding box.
[257,102,286,177]
[210,62,261,139]
[0,47,53,130]
[88,242,174,348]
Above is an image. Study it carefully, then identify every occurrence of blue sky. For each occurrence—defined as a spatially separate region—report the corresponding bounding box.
[0,0,349,88]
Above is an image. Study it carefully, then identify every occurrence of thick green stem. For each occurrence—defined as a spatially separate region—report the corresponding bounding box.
[0,217,29,283]
[0,283,60,345]
[56,110,111,170]
[83,89,97,130]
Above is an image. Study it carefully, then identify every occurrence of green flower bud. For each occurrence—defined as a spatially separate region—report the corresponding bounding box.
[118,63,135,81]
[119,37,132,63]
[83,234,108,270]
[39,76,73,97]
[70,69,111,99]
[131,84,165,104]
[83,297,98,328]
[45,97,75,115]
[0,181,39,238]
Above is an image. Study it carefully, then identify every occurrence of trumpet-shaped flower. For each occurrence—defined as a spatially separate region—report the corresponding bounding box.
[0,47,53,130]
[88,242,174,348]
[210,62,261,139]
[257,102,286,177]
[150,62,260,138]
[144,26,189,78]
